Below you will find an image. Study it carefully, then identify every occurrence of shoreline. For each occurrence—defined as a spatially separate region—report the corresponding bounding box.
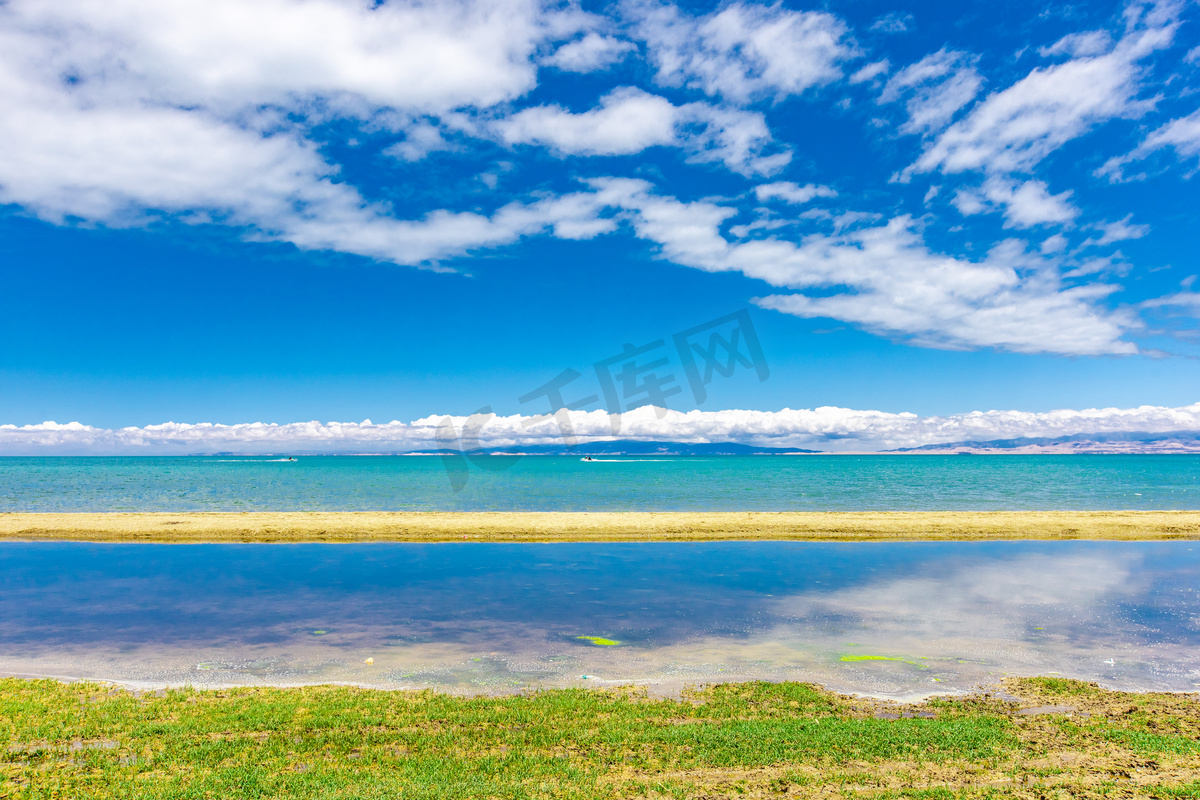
[2,509,1198,543]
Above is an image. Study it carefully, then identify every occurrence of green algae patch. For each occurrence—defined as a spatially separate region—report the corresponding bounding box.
[839,654,928,668]
[575,635,622,646]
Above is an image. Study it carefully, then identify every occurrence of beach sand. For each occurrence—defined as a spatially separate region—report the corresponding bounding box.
[1,510,1198,542]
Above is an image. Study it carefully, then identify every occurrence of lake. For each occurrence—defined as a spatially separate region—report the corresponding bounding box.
[2,540,1197,699]
[2,454,1198,511]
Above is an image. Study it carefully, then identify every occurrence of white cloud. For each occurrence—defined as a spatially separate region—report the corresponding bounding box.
[1039,30,1114,58]
[630,0,855,102]
[987,178,1079,228]
[0,0,610,265]
[754,182,837,204]
[849,60,890,84]
[0,59,627,266]
[5,402,1200,454]
[1099,107,1200,180]
[383,121,455,162]
[495,88,790,175]
[912,5,1178,177]
[1093,214,1151,245]
[496,87,679,155]
[881,49,983,136]
[272,187,624,265]
[681,104,793,175]
[1141,108,1200,159]
[1041,233,1068,254]
[0,0,1167,360]
[543,32,636,72]
[590,179,1136,355]
[869,12,913,34]
[951,179,1078,227]
[1140,291,1200,310]
[951,187,988,216]
[7,0,562,115]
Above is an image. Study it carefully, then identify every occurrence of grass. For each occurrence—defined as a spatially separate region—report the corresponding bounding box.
[1,510,1199,543]
[2,677,1197,798]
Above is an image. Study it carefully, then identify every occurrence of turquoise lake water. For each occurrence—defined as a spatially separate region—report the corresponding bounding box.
[0,454,1197,511]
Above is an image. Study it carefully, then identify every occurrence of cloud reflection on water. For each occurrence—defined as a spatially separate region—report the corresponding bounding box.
[2,542,1198,696]
[769,551,1144,645]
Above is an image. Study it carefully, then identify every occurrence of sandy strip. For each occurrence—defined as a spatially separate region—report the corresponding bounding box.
[0,510,1198,542]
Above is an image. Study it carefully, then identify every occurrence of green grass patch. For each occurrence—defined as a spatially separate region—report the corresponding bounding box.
[2,678,1197,799]
[1149,781,1200,798]
[1021,676,1100,696]
[1099,727,1200,756]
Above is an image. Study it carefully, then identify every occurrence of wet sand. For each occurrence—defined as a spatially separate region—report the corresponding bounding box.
[1,510,1198,542]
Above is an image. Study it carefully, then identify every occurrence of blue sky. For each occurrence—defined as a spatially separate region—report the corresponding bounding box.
[1,0,1199,452]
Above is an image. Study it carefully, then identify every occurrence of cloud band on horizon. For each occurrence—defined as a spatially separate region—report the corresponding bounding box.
[3,402,1199,455]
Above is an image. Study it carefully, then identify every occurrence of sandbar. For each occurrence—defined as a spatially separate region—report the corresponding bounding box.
[1,510,1198,542]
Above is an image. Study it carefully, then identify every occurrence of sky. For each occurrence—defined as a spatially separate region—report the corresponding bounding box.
[1,0,1199,453]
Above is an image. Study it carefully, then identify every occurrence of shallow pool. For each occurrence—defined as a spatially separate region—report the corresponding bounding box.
[1,541,1197,699]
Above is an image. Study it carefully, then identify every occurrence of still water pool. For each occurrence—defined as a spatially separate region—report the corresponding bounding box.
[1,541,1197,699]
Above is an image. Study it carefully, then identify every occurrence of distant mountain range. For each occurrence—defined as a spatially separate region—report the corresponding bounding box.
[887,431,1200,454]
[210,433,1200,457]
[407,440,821,456]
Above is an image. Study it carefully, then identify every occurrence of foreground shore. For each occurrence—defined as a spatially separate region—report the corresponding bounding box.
[1,509,1198,543]
[2,676,1197,798]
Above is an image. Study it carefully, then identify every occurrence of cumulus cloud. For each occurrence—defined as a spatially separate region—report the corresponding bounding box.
[543,32,636,72]
[881,49,983,136]
[993,179,1079,227]
[911,2,1179,177]
[4,402,1199,454]
[952,178,1080,228]
[495,88,790,175]
[588,179,1136,355]
[0,0,602,265]
[951,187,989,216]
[496,87,679,155]
[629,0,855,103]
[0,0,1181,360]
[383,121,456,162]
[7,0,559,114]
[754,182,837,204]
